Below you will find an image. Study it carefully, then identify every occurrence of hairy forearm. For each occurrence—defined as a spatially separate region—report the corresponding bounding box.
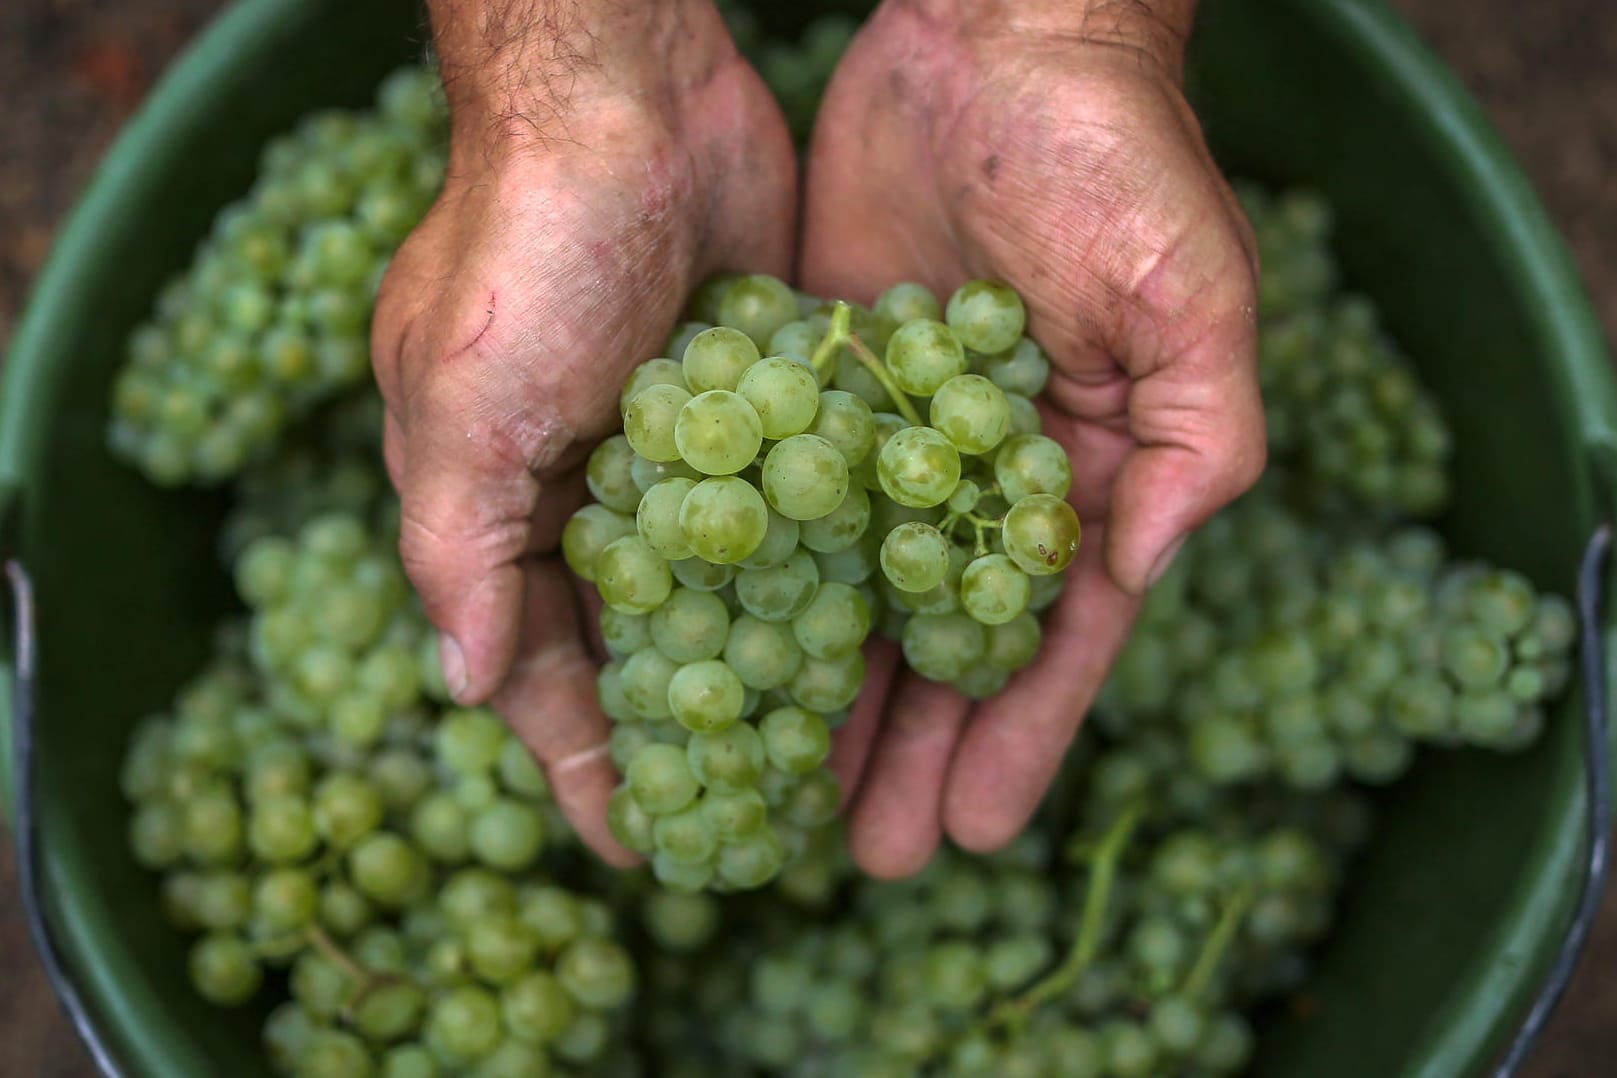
[426,0,730,139]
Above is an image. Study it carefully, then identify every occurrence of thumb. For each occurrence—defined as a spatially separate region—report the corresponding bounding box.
[397,383,550,705]
[1106,265,1265,594]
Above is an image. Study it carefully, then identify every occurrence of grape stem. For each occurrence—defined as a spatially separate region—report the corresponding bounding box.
[305,923,370,984]
[808,299,925,429]
[1182,886,1256,999]
[979,798,1147,1033]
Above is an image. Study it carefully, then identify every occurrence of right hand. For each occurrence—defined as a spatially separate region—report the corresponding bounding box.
[371,2,797,863]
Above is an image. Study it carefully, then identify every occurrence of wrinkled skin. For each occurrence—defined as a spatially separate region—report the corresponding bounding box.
[802,1,1265,877]
[371,6,797,863]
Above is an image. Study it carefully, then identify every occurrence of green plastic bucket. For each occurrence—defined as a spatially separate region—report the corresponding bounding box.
[2,0,1615,1074]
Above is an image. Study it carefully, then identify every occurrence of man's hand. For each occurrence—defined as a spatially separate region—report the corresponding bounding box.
[802,0,1265,876]
[372,0,796,863]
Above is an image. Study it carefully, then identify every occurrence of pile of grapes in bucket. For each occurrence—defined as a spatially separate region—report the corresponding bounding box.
[104,17,1575,1078]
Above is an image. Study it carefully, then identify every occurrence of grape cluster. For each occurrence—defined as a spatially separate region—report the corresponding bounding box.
[107,67,445,486]
[1240,186,1452,519]
[567,273,1081,890]
[1104,489,1576,789]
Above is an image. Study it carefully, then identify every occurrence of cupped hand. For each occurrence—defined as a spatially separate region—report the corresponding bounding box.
[372,2,797,863]
[802,0,1266,876]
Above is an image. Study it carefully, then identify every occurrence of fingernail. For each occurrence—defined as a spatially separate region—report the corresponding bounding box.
[439,632,469,701]
[1147,534,1188,589]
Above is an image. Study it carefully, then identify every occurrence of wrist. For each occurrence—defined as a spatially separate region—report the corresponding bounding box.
[428,0,738,156]
[896,0,1195,79]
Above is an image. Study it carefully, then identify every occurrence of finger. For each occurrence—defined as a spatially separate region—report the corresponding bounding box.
[396,389,541,705]
[1104,218,1264,594]
[828,637,902,810]
[492,558,638,867]
[847,672,971,879]
[942,531,1139,852]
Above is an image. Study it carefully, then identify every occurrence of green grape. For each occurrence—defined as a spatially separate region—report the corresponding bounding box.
[183,785,245,864]
[959,553,1031,626]
[668,660,747,733]
[736,549,820,622]
[353,982,426,1043]
[1387,670,1454,737]
[994,434,1072,501]
[636,476,698,560]
[798,485,871,554]
[1441,624,1509,689]
[247,793,318,863]
[628,743,701,814]
[667,320,712,363]
[768,320,823,366]
[426,985,502,1063]
[874,282,942,324]
[717,273,799,349]
[552,1009,612,1064]
[740,509,801,570]
[595,535,674,614]
[814,538,876,585]
[297,1030,375,1078]
[263,1002,316,1072]
[903,613,987,682]
[1343,729,1414,783]
[675,389,764,475]
[411,791,470,862]
[834,348,896,412]
[759,707,831,773]
[469,799,544,870]
[585,435,640,512]
[654,804,719,864]
[620,357,687,414]
[313,773,384,850]
[1456,690,1519,742]
[723,614,804,690]
[621,647,680,719]
[880,522,951,592]
[984,612,1041,671]
[687,723,766,792]
[701,788,769,840]
[349,832,424,907]
[683,325,761,393]
[854,411,910,491]
[623,382,693,463]
[788,649,865,711]
[792,582,871,659]
[649,588,731,663]
[556,937,636,1010]
[599,607,651,657]
[318,881,373,938]
[653,851,716,893]
[502,969,575,1044]
[983,337,1050,397]
[929,374,1010,455]
[189,932,263,1005]
[254,868,318,932]
[679,475,770,564]
[762,434,850,520]
[633,460,707,515]
[884,319,966,396]
[954,665,1009,699]
[737,355,821,438]
[1003,493,1081,575]
[671,555,736,591]
[561,505,636,581]
[716,827,786,890]
[130,801,185,868]
[805,390,877,466]
[945,280,1025,354]
[877,426,961,508]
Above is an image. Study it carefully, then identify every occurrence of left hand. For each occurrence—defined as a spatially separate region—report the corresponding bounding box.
[801,0,1266,876]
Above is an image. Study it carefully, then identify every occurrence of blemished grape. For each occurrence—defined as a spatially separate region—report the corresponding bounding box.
[1003,494,1082,576]
[877,427,962,509]
[676,389,764,476]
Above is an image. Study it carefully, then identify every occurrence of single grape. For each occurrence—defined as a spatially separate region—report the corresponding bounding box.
[723,614,805,690]
[798,485,871,554]
[561,505,636,582]
[1003,494,1081,575]
[653,804,719,865]
[759,707,832,773]
[787,649,865,712]
[469,799,545,871]
[687,723,766,792]
[762,434,850,520]
[426,985,502,1062]
[189,932,263,1005]
[930,374,1010,454]
[585,435,640,512]
[983,337,1051,397]
[667,660,746,733]
[880,522,952,593]
[739,509,801,570]
[630,452,700,493]
[671,555,736,591]
[701,788,769,840]
[619,357,686,415]
[875,282,942,324]
[946,280,1026,354]
[502,969,575,1044]
[649,587,731,663]
[717,273,799,350]
[620,647,680,720]
[683,325,760,393]
[878,426,961,508]
[984,612,1042,671]
[994,434,1073,501]
[679,476,770,564]
[716,827,785,890]
[902,613,986,682]
[628,743,700,815]
[736,549,821,622]
[805,390,876,467]
[623,382,693,463]
[792,582,871,659]
[884,319,966,396]
[738,356,821,439]
[637,476,698,560]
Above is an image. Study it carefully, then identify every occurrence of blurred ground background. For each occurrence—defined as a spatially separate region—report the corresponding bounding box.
[1,0,1615,1074]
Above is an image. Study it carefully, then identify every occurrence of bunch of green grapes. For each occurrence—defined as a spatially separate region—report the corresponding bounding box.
[565,272,1080,890]
[1241,186,1451,519]
[1104,490,1576,788]
[106,67,445,486]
